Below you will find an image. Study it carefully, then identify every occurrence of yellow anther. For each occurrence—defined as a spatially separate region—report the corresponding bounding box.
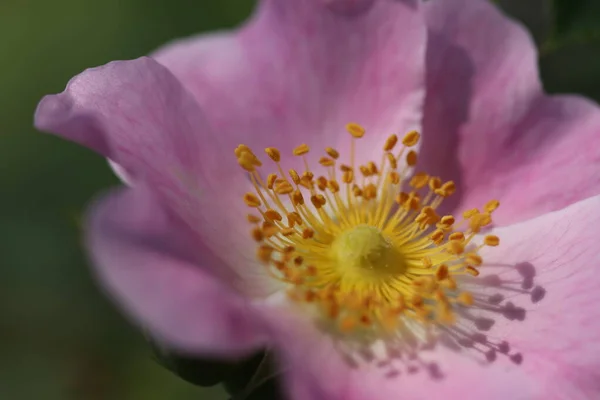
[406,195,421,211]
[415,213,428,225]
[402,130,420,146]
[445,277,457,290]
[305,265,317,276]
[310,194,326,208]
[328,180,340,193]
[395,192,409,205]
[340,164,352,172]
[469,213,491,233]
[438,181,456,197]
[293,144,310,156]
[406,150,418,166]
[292,190,304,206]
[449,232,465,242]
[283,246,295,254]
[265,209,283,222]
[447,241,465,255]
[287,212,303,227]
[363,184,377,200]
[281,228,296,237]
[479,213,492,226]
[422,206,437,216]
[302,228,314,239]
[346,122,365,138]
[319,157,335,167]
[435,264,449,281]
[237,151,258,171]
[430,229,445,244]
[299,177,313,189]
[359,165,370,177]
[428,177,442,191]
[484,235,500,246]
[243,193,261,207]
[465,266,480,276]
[234,144,252,158]
[409,172,429,189]
[342,170,354,184]
[388,171,400,185]
[266,173,278,189]
[247,214,261,224]
[289,169,300,185]
[265,147,281,162]
[383,134,398,151]
[367,161,378,175]
[485,199,500,213]
[386,153,398,169]
[257,245,274,263]
[274,181,294,195]
[262,221,279,237]
[325,147,340,159]
[465,253,483,266]
[251,227,264,242]
[316,176,328,191]
[440,215,455,227]
[463,208,479,219]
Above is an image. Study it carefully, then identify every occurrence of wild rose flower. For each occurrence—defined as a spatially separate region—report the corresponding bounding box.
[35,0,600,398]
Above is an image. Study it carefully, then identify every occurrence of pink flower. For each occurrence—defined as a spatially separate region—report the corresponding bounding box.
[34,0,600,398]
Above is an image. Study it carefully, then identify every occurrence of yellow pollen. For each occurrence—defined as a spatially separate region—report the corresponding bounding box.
[402,130,420,147]
[234,124,500,342]
[346,122,366,138]
[406,150,418,166]
[325,147,340,159]
[265,147,281,162]
[383,134,398,151]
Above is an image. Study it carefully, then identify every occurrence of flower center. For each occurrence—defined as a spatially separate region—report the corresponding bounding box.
[234,123,500,340]
[332,225,406,275]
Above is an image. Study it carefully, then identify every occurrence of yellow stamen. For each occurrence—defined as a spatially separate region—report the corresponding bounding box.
[235,124,500,342]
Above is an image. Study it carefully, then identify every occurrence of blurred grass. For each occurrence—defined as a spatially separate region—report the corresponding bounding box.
[0,0,599,399]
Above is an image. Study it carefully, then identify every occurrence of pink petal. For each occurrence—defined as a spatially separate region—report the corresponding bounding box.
[266,195,600,399]
[35,57,275,296]
[419,0,600,225]
[87,186,267,355]
[152,0,426,167]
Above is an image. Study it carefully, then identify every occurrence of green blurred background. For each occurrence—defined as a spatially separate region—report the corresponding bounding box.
[1,0,599,399]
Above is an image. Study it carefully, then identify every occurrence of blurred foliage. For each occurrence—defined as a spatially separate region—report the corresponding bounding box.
[0,0,599,399]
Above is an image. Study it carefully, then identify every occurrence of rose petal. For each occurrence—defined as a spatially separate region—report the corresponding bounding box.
[35,57,275,295]
[419,0,600,224]
[87,186,267,355]
[153,0,426,167]
[265,194,600,399]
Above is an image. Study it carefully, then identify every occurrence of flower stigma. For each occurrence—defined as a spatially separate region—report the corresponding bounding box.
[235,124,500,343]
